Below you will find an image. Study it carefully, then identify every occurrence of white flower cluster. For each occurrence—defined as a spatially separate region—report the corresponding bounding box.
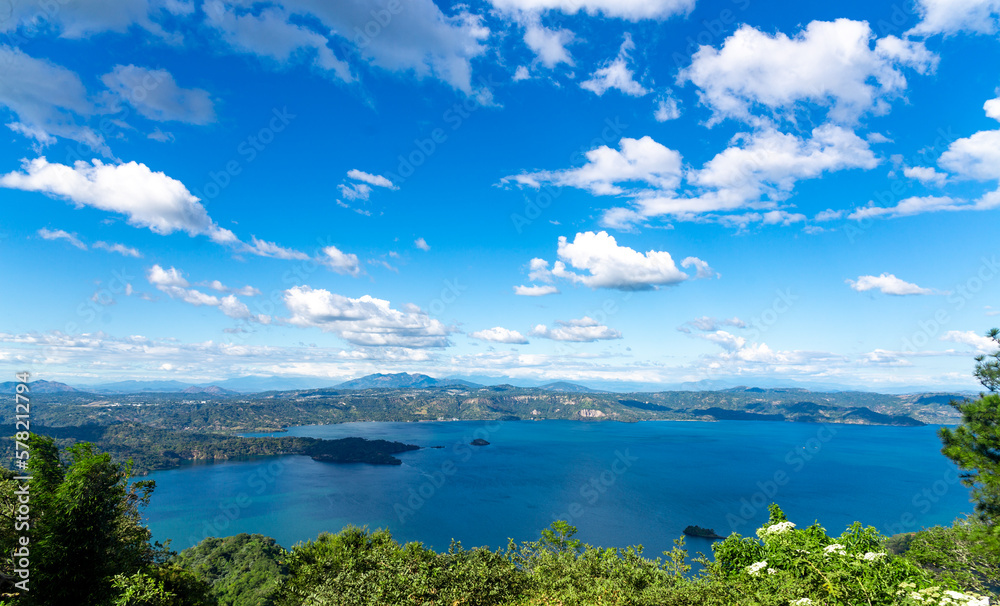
[902,583,990,606]
[765,521,796,534]
[860,551,886,561]
[823,543,846,555]
[791,599,814,606]
[746,560,768,576]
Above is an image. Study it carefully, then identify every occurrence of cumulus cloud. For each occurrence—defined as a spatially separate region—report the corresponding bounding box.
[910,0,1000,36]
[414,237,431,251]
[846,273,942,295]
[580,34,649,96]
[513,284,560,296]
[904,165,948,186]
[320,245,361,276]
[148,265,269,322]
[654,94,681,121]
[503,136,682,195]
[0,46,107,153]
[0,0,191,39]
[530,317,622,342]
[283,286,454,348]
[37,228,86,250]
[679,19,937,125]
[101,65,216,125]
[488,0,694,20]
[941,330,997,352]
[0,157,236,243]
[522,17,575,68]
[243,236,310,260]
[470,327,530,344]
[204,0,489,93]
[525,231,712,291]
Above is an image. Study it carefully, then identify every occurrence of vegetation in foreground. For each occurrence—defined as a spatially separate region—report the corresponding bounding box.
[0,329,996,605]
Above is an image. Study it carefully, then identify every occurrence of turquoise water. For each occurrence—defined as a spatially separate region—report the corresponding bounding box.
[142,420,973,557]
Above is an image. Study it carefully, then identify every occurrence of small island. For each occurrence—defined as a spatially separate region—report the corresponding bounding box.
[683,525,726,540]
[470,438,490,446]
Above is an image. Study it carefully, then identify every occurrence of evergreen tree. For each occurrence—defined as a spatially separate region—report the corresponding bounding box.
[940,328,1000,527]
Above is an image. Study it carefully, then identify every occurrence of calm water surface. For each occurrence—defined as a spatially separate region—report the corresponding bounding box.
[142,420,972,556]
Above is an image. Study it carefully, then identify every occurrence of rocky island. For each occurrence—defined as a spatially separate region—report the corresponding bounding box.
[683,525,726,540]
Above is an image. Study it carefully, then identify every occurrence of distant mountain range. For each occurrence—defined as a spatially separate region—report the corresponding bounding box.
[25,372,979,397]
[334,373,480,390]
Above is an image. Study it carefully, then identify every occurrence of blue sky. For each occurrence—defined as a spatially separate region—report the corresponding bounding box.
[2,0,1000,391]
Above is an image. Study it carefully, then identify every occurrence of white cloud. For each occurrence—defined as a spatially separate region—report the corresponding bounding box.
[523,18,575,68]
[532,231,710,291]
[513,65,532,81]
[848,195,1000,219]
[654,94,681,121]
[938,128,1000,181]
[677,316,746,333]
[0,157,235,243]
[470,327,530,344]
[503,136,682,195]
[488,0,694,20]
[148,264,269,322]
[3,0,191,38]
[37,228,86,250]
[346,169,396,189]
[283,285,453,348]
[681,256,719,278]
[846,273,941,295]
[814,209,844,221]
[0,46,107,154]
[203,280,260,296]
[206,0,489,93]
[530,317,622,342]
[580,33,649,97]
[203,0,353,82]
[761,210,807,226]
[101,65,216,125]
[941,330,997,352]
[244,236,310,260]
[986,97,1000,120]
[680,19,937,125]
[339,182,373,201]
[414,237,431,251]
[513,284,560,296]
[148,128,174,143]
[93,241,142,257]
[904,165,948,186]
[616,125,877,222]
[910,0,1000,36]
[320,245,361,276]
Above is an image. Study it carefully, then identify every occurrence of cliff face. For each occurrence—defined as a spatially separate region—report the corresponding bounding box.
[578,409,606,418]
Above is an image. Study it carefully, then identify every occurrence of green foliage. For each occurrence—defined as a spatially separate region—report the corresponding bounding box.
[705,504,986,606]
[277,526,528,606]
[898,518,1000,598]
[940,328,1000,526]
[974,328,1000,393]
[173,534,287,606]
[25,436,165,606]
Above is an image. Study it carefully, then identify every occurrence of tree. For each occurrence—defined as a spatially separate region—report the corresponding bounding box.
[23,436,169,606]
[940,329,1000,527]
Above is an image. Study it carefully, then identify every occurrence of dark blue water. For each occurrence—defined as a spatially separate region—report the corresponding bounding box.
[142,420,973,557]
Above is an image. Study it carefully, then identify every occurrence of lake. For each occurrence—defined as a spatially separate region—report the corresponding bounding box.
[142,420,973,557]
